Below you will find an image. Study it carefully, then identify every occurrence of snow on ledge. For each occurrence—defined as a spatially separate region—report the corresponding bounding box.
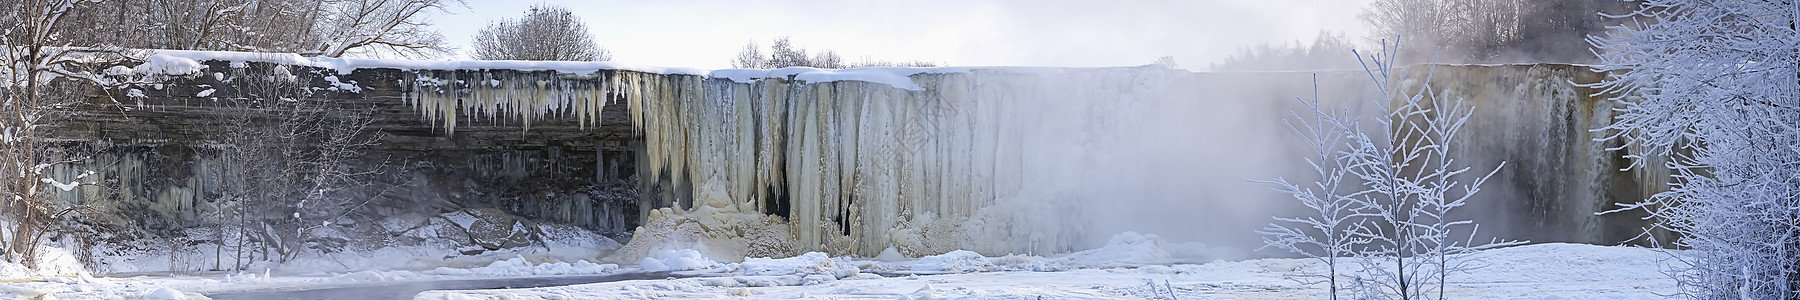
[709,66,971,91]
[147,50,712,77]
[146,50,981,91]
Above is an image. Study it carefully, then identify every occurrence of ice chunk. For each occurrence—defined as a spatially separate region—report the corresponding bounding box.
[637,249,722,272]
[740,252,858,279]
[1063,231,1170,265]
[140,287,187,300]
[912,250,993,273]
[874,247,907,262]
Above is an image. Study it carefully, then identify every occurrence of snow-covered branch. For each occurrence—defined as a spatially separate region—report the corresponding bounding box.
[1587,0,1799,298]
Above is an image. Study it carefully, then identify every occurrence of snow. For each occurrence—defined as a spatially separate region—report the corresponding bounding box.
[193,89,214,97]
[707,66,970,90]
[104,66,133,76]
[135,54,205,76]
[321,75,360,93]
[38,178,80,192]
[0,229,1681,300]
[414,241,1683,299]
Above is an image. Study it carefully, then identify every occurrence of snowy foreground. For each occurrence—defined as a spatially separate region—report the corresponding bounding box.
[0,233,1678,299]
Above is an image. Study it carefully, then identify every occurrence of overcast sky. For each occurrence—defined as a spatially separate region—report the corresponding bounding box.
[428,0,1373,70]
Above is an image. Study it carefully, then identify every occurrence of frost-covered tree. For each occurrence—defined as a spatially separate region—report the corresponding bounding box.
[1588,0,1800,298]
[1260,41,1520,300]
[471,5,611,61]
[1256,75,1365,299]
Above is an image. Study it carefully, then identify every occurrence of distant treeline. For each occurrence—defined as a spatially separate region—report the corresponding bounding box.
[1214,0,1638,71]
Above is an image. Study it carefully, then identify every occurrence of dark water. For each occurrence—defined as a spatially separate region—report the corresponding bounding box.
[205,272,677,300]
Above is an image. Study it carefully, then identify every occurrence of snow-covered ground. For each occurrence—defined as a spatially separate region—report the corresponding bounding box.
[416,234,1683,299]
[0,232,1680,300]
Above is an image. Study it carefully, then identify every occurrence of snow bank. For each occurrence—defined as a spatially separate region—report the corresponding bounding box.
[0,246,95,279]
[0,261,31,279]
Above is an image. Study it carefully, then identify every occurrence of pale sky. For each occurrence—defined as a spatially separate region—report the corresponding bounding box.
[428,0,1373,70]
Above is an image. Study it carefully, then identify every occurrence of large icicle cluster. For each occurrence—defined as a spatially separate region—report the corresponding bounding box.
[407,70,625,134]
[622,67,1212,258]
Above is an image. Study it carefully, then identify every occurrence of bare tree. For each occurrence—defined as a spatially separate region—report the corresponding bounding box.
[311,0,464,58]
[810,50,843,69]
[849,58,939,68]
[471,5,610,61]
[46,0,456,58]
[732,36,934,69]
[767,37,809,68]
[731,41,766,68]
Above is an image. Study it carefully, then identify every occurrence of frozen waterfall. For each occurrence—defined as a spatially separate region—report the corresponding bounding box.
[396,63,1665,261]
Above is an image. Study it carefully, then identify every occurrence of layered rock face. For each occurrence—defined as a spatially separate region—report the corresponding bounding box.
[44,54,1663,261]
[45,60,644,248]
